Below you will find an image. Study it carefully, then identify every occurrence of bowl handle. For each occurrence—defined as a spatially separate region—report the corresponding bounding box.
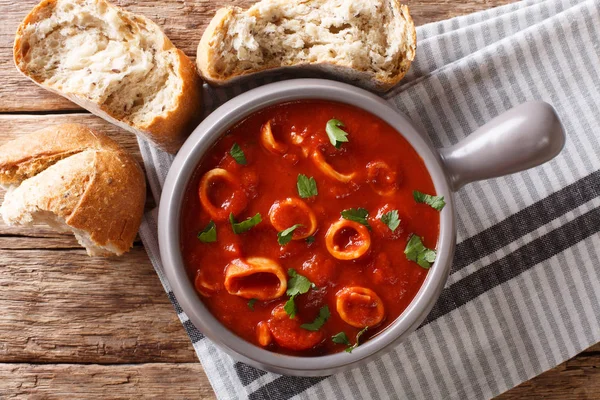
[439,101,566,191]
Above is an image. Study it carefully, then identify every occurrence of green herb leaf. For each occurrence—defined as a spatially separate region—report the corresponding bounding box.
[229,143,247,165]
[229,213,262,234]
[300,305,330,331]
[283,269,315,318]
[341,207,371,229]
[404,234,437,269]
[345,326,369,353]
[197,220,217,243]
[305,235,316,244]
[284,297,297,318]
[413,190,446,211]
[326,119,350,148]
[380,210,400,232]
[278,224,303,245]
[331,332,351,346]
[247,298,257,310]
[286,269,314,297]
[297,174,318,198]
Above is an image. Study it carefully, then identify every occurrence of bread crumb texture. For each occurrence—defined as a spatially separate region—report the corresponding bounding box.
[200,0,416,90]
[14,0,203,153]
[0,124,146,257]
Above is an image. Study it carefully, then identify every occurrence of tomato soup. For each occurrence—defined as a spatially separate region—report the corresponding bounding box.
[180,100,441,356]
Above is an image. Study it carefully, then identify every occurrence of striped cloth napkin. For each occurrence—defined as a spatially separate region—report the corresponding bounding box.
[137,0,600,398]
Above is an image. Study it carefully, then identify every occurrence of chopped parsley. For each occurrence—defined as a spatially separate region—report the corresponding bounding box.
[286,269,315,297]
[284,269,315,318]
[325,119,350,148]
[413,190,446,211]
[305,235,316,244]
[380,210,400,232]
[300,305,330,331]
[332,327,369,353]
[331,332,351,346]
[341,207,371,229]
[229,143,247,165]
[197,221,217,243]
[277,224,303,245]
[297,174,318,198]
[229,213,262,234]
[247,298,257,310]
[404,234,437,269]
[284,297,298,318]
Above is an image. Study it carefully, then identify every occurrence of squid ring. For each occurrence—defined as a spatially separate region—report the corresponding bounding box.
[336,286,385,328]
[198,168,248,221]
[224,257,287,300]
[366,160,398,196]
[311,149,356,183]
[256,321,273,347]
[194,269,220,298]
[269,198,317,240]
[325,219,371,260]
[260,120,288,154]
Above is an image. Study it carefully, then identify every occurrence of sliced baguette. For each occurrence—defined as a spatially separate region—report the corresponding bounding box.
[197,0,416,92]
[14,0,203,154]
[0,124,146,257]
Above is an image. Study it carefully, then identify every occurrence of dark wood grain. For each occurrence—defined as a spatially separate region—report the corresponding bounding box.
[0,0,597,399]
[0,363,215,399]
[0,246,198,364]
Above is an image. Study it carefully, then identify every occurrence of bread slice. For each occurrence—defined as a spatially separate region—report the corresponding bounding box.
[14,0,203,154]
[197,0,416,92]
[0,124,146,256]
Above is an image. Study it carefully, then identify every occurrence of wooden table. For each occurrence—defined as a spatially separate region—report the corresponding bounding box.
[0,0,598,398]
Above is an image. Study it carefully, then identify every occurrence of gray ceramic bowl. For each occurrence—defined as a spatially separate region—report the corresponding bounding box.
[158,79,565,376]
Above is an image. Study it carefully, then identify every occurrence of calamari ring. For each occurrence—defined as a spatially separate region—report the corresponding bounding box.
[224,257,287,300]
[268,304,325,351]
[194,270,220,298]
[260,121,288,154]
[257,321,273,347]
[269,198,317,240]
[336,286,385,328]
[366,160,398,196]
[198,168,248,221]
[325,219,371,260]
[311,150,356,183]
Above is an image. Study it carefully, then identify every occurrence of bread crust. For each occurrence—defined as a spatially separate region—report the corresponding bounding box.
[13,0,203,154]
[197,1,417,92]
[0,124,146,256]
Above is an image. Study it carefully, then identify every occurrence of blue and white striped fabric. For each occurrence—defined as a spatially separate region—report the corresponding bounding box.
[137,0,600,398]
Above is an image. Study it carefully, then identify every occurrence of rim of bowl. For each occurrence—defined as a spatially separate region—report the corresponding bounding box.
[158,79,456,375]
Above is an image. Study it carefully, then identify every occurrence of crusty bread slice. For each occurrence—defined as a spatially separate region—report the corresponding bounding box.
[14,0,203,154]
[197,0,416,92]
[0,124,146,256]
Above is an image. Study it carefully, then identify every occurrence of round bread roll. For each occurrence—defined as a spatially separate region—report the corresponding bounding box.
[0,123,146,256]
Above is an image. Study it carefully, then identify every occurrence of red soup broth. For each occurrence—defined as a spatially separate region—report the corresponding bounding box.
[180,100,440,356]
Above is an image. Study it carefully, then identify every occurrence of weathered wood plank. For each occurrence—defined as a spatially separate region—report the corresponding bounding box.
[0,363,216,399]
[0,246,197,363]
[0,0,517,112]
[0,353,598,399]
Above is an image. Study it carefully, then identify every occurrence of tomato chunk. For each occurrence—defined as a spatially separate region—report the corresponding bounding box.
[268,305,325,351]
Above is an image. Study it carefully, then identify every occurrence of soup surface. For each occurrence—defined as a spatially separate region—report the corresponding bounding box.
[181,100,442,356]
